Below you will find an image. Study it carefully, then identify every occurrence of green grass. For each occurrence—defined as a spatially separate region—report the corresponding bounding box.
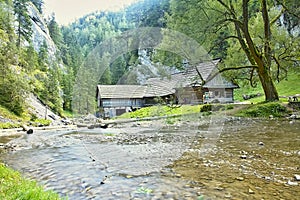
[0,163,64,200]
[235,72,300,103]
[117,105,203,119]
[235,102,289,118]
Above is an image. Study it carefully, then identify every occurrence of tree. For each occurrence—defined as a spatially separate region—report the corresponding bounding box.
[38,40,49,71]
[47,14,63,48]
[0,0,29,115]
[13,0,32,47]
[30,0,43,14]
[167,0,300,101]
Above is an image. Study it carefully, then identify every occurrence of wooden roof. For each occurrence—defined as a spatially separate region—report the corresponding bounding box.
[97,85,147,99]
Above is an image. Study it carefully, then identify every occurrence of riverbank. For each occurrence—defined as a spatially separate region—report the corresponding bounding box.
[0,163,63,200]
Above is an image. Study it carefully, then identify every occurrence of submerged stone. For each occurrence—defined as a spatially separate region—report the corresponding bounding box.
[294,174,300,181]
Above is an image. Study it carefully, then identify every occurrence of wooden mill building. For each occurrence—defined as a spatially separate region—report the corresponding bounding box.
[96,59,238,118]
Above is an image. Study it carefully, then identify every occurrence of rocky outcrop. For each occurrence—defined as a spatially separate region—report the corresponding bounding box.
[27,2,57,61]
[26,93,60,121]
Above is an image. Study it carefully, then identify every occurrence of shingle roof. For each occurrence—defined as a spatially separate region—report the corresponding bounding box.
[97,85,147,99]
[203,73,238,88]
[195,59,220,81]
[143,59,220,97]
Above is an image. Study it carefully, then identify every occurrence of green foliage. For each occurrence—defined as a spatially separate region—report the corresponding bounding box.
[19,45,39,72]
[0,1,28,116]
[0,163,63,200]
[0,105,23,121]
[236,102,288,118]
[40,67,63,115]
[0,66,29,116]
[126,0,170,27]
[38,40,49,71]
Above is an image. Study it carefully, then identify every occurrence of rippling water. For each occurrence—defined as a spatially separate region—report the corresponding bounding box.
[1,117,300,199]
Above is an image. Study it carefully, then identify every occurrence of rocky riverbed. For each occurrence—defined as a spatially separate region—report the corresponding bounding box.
[0,115,299,199]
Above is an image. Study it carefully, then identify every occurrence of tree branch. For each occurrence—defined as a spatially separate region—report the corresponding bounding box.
[218,65,258,73]
[270,7,285,25]
[207,35,239,54]
[206,65,258,83]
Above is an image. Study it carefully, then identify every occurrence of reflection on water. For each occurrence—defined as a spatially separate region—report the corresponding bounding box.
[0,118,299,199]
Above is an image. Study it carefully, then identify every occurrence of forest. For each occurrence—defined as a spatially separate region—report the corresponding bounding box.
[0,0,299,117]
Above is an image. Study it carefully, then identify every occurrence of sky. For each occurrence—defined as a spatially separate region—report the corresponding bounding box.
[43,0,138,25]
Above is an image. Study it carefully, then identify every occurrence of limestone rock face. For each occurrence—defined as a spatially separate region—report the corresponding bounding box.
[27,2,57,60]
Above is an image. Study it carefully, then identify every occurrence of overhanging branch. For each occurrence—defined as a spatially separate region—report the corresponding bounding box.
[218,65,258,73]
[206,65,258,83]
[207,35,240,54]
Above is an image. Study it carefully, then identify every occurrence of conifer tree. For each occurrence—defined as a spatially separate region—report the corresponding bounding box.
[13,0,32,47]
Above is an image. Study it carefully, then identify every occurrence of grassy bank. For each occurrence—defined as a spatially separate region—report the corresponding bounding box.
[0,163,63,200]
[234,102,290,118]
[117,102,293,119]
[117,104,203,119]
[0,105,52,129]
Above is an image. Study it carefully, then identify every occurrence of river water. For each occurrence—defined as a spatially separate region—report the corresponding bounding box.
[0,116,299,199]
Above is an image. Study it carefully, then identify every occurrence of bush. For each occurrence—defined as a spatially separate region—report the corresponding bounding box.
[200,104,212,112]
[0,122,21,129]
[33,118,51,126]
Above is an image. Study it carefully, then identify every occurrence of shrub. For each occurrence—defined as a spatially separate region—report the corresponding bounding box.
[0,122,21,129]
[200,104,212,112]
[33,118,51,126]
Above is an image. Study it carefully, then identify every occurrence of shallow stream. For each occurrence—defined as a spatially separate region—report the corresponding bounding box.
[0,116,299,199]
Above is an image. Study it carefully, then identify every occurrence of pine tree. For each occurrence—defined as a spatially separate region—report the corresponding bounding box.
[13,0,32,47]
[47,14,63,48]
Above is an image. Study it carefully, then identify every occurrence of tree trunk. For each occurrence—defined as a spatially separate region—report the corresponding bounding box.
[257,66,279,101]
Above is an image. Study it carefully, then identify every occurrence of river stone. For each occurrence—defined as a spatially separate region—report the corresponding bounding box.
[294,174,300,181]
[287,180,298,186]
[248,188,255,194]
[258,142,264,146]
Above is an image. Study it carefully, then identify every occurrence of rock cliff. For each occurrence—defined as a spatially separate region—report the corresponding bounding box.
[27,2,57,61]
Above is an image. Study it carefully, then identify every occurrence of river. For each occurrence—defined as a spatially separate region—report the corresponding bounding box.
[0,116,299,199]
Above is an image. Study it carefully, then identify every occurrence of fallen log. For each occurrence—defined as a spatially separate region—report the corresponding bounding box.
[21,125,33,134]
